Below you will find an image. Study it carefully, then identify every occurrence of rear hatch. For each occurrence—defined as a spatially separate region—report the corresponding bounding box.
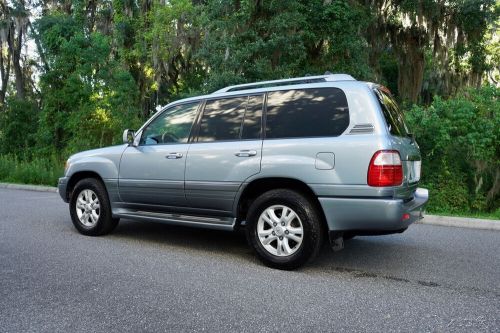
[373,87,421,199]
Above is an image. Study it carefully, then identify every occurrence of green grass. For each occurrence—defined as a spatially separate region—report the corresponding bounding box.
[0,155,63,187]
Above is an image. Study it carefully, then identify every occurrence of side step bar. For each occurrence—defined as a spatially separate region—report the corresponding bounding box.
[114,209,236,231]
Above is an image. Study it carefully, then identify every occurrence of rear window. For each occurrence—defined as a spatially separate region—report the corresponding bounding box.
[374,88,410,137]
[198,97,247,142]
[265,88,349,139]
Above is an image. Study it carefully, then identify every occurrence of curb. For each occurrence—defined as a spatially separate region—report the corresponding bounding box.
[1,182,498,231]
[418,214,500,231]
[0,182,58,193]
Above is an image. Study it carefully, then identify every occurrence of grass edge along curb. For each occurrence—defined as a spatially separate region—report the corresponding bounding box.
[0,182,58,193]
[418,214,499,231]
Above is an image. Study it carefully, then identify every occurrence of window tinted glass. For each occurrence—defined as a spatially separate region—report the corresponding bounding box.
[241,94,263,140]
[265,88,349,139]
[140,102,199,145]
[198,96,247,142]
[374,88,409,137]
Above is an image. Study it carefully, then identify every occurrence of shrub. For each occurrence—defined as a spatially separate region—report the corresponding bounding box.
[0,155,63,187]
[407,85,499,214]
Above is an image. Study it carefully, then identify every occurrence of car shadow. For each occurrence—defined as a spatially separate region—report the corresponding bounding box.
[110,219,255,258]
[110,219,421,275]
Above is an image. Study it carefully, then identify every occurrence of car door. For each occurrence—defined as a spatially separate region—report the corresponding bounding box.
[118,102,200,208]
[184,94,264,213]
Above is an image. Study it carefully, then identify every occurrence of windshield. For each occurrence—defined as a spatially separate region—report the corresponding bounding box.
[374,88,410,137]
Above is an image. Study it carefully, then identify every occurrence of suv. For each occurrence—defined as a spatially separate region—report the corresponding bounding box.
[58,74,428,269]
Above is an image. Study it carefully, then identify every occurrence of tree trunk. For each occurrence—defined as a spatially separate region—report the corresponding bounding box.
[395,28,425,103]
[0,45,10,107]
[9,23,25,99]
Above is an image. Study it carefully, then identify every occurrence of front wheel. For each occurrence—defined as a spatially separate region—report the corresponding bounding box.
[245,189,324,270]
[69,178,119,236]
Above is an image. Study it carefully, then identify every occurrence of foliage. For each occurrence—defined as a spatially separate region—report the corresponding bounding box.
[0,1,498,216]
[0,154,62,186]
[198,0,372,92]
[0,97,38,155]
[36,11,141,156]
[407,85,500,213]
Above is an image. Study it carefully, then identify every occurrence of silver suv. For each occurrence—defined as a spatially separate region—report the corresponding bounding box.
[58,74,428,269]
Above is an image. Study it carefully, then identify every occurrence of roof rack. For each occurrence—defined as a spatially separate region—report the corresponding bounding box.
[212,74,356,94]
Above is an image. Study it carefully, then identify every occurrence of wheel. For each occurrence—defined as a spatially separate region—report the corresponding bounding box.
[245,189,324,270]
[69,178,119,236]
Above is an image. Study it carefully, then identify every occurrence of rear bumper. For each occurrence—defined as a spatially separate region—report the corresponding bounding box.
[58,177,69,202]
[319,188,428,231]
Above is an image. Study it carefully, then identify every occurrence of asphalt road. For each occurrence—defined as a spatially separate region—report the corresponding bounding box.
[0,188,499,332]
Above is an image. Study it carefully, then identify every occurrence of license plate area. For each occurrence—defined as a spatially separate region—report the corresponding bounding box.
[406,160,421,183]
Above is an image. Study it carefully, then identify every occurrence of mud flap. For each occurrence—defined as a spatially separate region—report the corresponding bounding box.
[328,231,345,252]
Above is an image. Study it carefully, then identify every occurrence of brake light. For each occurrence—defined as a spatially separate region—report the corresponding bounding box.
[367,150,403,186]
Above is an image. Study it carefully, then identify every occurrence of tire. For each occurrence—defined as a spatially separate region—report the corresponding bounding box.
[245,189,324,270]
[69,178,119,236]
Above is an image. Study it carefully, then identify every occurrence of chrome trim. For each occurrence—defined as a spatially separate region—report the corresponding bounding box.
[114,209,236,231]
[235,150,257,157]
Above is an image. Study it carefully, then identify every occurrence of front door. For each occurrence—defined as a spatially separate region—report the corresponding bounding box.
[185,94,264,213]
[118,102,200,208]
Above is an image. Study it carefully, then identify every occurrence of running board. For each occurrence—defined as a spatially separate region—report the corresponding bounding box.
[114,209,236,231]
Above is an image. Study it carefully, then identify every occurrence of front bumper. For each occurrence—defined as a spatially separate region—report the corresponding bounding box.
[319,188,428,231]
[58,177,69,202]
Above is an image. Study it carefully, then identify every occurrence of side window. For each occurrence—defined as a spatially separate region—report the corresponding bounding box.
[265,88,349,139]
[140,102,199,145]
[241,94,263,140]
[198,96,247,142]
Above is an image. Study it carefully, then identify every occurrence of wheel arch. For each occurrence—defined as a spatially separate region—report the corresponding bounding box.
[65,171,106,201]
[234,177,327,228]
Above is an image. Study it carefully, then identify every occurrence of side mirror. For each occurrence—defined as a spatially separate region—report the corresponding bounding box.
[123,129,136,145]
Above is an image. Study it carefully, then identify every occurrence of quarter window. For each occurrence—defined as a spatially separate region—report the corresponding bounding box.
[265,88,349,139]
[374,88,410,137]
[140,102,199,145]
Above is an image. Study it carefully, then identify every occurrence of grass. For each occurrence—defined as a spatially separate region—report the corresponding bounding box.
[427,210,500,221]
[0,154,63,187]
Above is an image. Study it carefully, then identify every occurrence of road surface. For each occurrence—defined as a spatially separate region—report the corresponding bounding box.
[0,188,499,332]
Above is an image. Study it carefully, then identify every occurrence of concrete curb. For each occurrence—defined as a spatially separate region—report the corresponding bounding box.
[0,182,58,193]
[1,182,498,230]
[418,214,500,231]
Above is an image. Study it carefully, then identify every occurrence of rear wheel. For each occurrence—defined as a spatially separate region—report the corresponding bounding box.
[245,189,324,270]
[69,178,119,236]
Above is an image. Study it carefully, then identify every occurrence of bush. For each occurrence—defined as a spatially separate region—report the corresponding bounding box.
[407,85,499,214]
[0,155,63,187]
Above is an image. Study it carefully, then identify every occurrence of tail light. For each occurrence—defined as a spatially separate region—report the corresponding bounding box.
[367,150,403,187]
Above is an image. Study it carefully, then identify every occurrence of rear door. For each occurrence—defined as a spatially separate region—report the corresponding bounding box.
[184,94,264,212]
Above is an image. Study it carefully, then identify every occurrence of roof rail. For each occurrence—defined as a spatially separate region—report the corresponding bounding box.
[212,74,355,94]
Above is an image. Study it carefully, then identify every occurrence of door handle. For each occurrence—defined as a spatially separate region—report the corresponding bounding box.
[235,150,257,157]
[166,152,183,159]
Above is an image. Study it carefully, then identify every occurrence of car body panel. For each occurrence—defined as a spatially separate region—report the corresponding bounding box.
[184,140,263,212]
[118,144,188,207]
